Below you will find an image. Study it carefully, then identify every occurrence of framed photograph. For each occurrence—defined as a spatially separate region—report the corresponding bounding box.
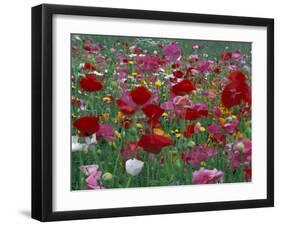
[32,4,274,221]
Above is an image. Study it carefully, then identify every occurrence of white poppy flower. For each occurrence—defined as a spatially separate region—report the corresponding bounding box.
[125,158,144,176]
[72,142,85,152]
[85,133,97,144]
[72,135,88,151]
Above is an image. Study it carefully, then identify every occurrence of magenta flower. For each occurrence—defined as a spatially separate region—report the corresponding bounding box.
[223,121,238,134]
[192,168,224,184]
[207,124,222,134]
[183,145,217,166]
[160,100,174,111]
[96,124,116,141]
[136,55,160,72]
[163,43,181,62]
[212,107,222,117]
[196,60,211,73]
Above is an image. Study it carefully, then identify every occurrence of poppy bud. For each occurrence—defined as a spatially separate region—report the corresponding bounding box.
[187,140,196,148]
[102,172,113,182]
[237,142,245,152]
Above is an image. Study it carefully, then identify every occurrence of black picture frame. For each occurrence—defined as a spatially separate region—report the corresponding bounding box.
[32,3,274,222]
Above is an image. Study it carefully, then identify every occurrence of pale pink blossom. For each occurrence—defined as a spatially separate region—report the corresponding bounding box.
[192,168,224,184]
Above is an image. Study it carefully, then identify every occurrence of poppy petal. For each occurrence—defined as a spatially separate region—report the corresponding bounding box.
[171,80,196,96]
[130,86,151,105]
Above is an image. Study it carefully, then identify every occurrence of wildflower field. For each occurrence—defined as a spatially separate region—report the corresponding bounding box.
[71,34,252,190]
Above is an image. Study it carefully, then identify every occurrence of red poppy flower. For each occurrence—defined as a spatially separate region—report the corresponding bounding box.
[180,108,208,120]
[185,67,195,79]
[183,124,195,137]
[142,104,164,128]
[142,104,164,120]
[85,73,97,80]
[130,86,151,105]
[221,52,232,61]
[116,99,136,115]
[244,167,252,181]
[120,118,132,128]
[210,133,226,144]
[138,134,173,154]
[228,70,246,82]
[173,70,184,78]
[171,80,196,96]
[80,74,103,92]
[178,102,208,120]
[221,80,250,108]
[82,62,96,71]
[171,62,180,69]
[214,67,221,74]
[73,116,99,136]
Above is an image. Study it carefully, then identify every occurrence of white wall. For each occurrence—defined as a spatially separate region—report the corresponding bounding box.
[0,0,279,225]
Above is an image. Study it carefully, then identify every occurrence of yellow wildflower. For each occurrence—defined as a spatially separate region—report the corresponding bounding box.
[117,111,123,120]
[101,112,109,121]
[140,78,147,85]
[199,126,206,132]
[153,128,169,137]
[102,96,111,103]
[162,112,169,117]
[155,80,162,86]
[132,72,138,77]
[175,133,182,138]
[136,123,143,129]
[237,131,244,139]
[114,130,122,138]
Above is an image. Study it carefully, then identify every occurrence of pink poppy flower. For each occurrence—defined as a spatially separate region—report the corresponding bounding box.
[80,164,103,189]
[120,141,140,160]
[192,44,200,50]
[80,164,99,176]
[223,121,238,134]
[96,124,116,141]
[183,145,217,166]
[136,55,160,72]
[163,43,181,62]
[192,168,224,184]
[188,54,199,61]
[196,60,210,73]
[207,123,226,144]
[207,124,222,134]
[212,107,222,117]
[85,173,104,189]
